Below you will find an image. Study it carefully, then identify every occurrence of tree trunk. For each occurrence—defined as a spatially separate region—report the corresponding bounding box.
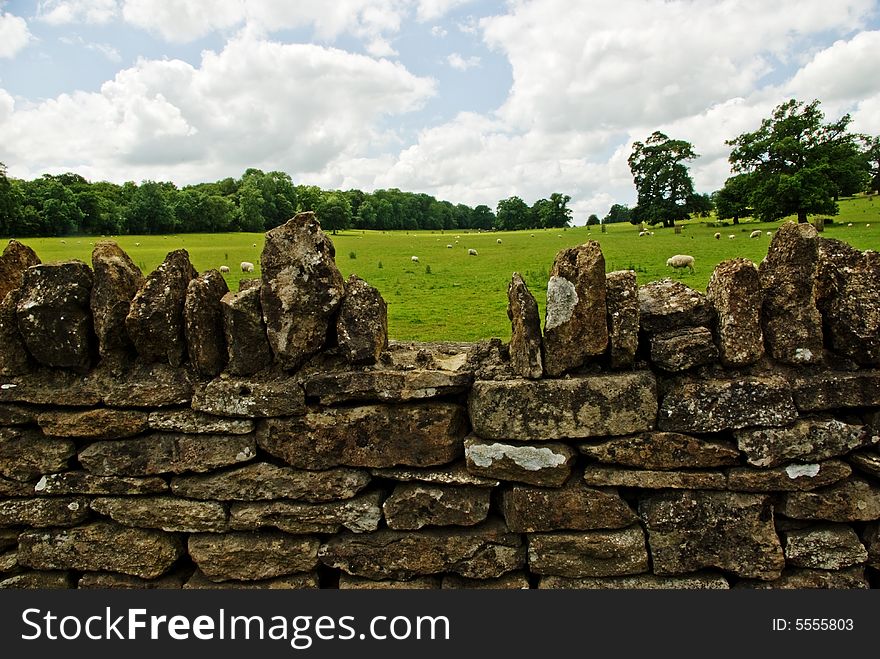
[797,210,808,223]
[732,215,739,225]
[663,218,675,228]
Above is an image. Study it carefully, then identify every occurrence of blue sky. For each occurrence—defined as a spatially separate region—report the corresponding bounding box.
[1,0,879,222]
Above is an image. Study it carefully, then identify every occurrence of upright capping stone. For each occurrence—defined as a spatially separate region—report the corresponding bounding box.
[260,212,345,371]
[221,285,273,376]
[0,288,31,376]
[336,274,388,365]
[90,241,144,362]
[706,258,764,367]
[184,270,229,378]
[759,222,823,364]
[543,242,608,377]
[605,270,639,368]
[16,260,94,371]
[507,272,543,378]
[0,240,41,303]
[126,249,197,367]
[638,279,712,333]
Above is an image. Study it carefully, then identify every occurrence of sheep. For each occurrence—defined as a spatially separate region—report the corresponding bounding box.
[253,243,257,247]
[241,261,255,273]
[666,254,695,274]
[497,238,502,244]
[219,265,230,274]
[714,232,721,240]
[639,231,647,237]
[847,223,853,227]
[411,256,419,263]
[446,244,453,249]
[530,234,535,238]
[766,231,772,236]
[750,230,762,238]
[468,248,478,256]
[728,234,736,239]
[135,242,140,247]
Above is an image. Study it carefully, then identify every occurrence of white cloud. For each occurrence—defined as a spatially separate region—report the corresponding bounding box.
[416,0,473,22]
[59,35,122,62]
[446,52,480,70]
[36,0,119,24]
[0,11,32,58]
[430,25,447,37]
[786,30,880,102]
[121,0,243,42]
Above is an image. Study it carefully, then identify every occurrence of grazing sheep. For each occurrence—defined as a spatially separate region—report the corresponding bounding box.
[766,231,772,236]
[530,234,535,238]
[750,230,762,238]
[666,254,695,274]
[411,256,419,263]
[847,223,853,227]
[728,234,736,239]
[468,248,478,256]
[714,232,721,240]
[219,265,230,274]
[639,231,647,237]
[241,261,255,273]
[497,238,502,244]
[253,243,257,247]
[446,244,453,249]
[135,242,140,247]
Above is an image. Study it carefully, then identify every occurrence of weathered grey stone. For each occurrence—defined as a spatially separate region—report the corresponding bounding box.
[91,496,228,532]
[304,370,473,405]
[79,571,187,589]
[638,279,713,333]
[469,372,657,441]
[864,523,880,569]
[650,327,718,372]
[0,476,34,496]
[171,462,370,502]
[319,519,525,580]
[527,526,648,577]
[147,409,254,435]
[0,368,101,406]
[507,272,543,378]
[736,567,868,589]
[0,571,75,589]
[658,376,798,432]
[230,491,383,534]
[238,278,260,292]
[37,408,149,440]
[221,286,273,376]
[792,371,880,411]
[0,427,74,481]
[727,461,851,492]
[184,570,319,589]
[640,490,784,580]
[340,574,441,589]
[0,289,32,376]
[784,524,867,569]
[78,433,256,476]
[0,548,17,573]
[583,465,727,490]
[578,432,739,470]
[370,464,499,487]
[0,240,40,303]
[779,478,880,522]
[734,418,873,468]
[257,403,466,469]
[184,270,229,378]
[759,222,823,364]
[192,376,305,418]
[706,258,764,367]
[538,573,729,589]
[442,572,531,589]
[16,261,94,371]
[0,497,89,527]
[503,482,637,532]
[816,237,863,314]
[34,471,168,495]
[383,483,491,530]
[605,270,639,369]
[0,403,39,426]
[90,241,143,361]
[188,532,320,582]
[543,242,608,376]
[90,362,194,408]
[126,249,197,366]
[337,274,388,365]
[18,521,183,579]
[465,436,575,487]
[849,450,880,478]
[261,212,345,371]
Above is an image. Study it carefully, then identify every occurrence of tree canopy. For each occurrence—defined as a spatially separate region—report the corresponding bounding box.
[628,131,698,227]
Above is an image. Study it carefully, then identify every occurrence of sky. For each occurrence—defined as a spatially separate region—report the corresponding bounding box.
[1,0,879,223]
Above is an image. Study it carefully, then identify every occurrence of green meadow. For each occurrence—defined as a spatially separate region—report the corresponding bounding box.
[13,196,880,342]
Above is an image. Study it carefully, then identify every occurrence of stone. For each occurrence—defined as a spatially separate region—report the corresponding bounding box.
[340,574,441,589]
[658,376,798,432]
[78,433,256,476]
[705,258,764,366]
[759,222,823,364]
[734,418,872,468]
[0,289,32,376]
[542,242,608,376]
[792,371,880,411]
[538,573,730,589]
[304,370,473,405]
[816,238,863,312]
[184,571,319,589]
[578,432,739,470]
[1,549,17,573]
[0,239,40,303]
[0,571,75,589]
[147,409,254,435]
[0,403,36,425]
[582,466,727,490]
[230,491,382,534]
[90,241,143,361]
[0,497,89,527]
[91,496,228,533]
[319,519,525,581]
[94,361,195,408]
[0,476,33,496]
[0,529,18,552]
[16,261,94,371]
[507,272,543,378]
[383,483,491,530]
[370,464,499,487]
[442,572,531,589]
[257,403,466,469]
[849,450,880,478]
[502,482,637,532]
[126,249,197,366]
[34,471,168,495]
[465,436,576,487]
[184,269,229,378]
[18,521,183,579]
[238,278,261,292]
[637,279,713,333]
[649,327,718,372]
[779,478,880,522]
[527,526,649,578]
[783,524,867,569]
[864,523,880,569]
[469,372,657,441]
[605,270,639,369]
[36,408,149,440]
[260,212,345,370]
[727,461,851,492]
[171,462,370,502]
[0,428,74,481]
[188,532,320,582]
[337,274,388,365]
[192,376,305,418]
[640,490,784,580]
[79,572,187,589]
[736,567,868,589]
[221,285,273,376]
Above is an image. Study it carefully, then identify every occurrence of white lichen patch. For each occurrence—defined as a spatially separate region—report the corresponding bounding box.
[785,463,821,479]
[34,476,49,492]
[468,442,567,471]
[545,276,578,330]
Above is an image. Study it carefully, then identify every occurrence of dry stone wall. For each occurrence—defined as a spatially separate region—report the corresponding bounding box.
[1,217,879,589]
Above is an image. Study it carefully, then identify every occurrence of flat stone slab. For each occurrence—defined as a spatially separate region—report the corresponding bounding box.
[583,465,727,490]
[94,362,195,408]
[441,572,531,590]
[849,450,880,478]
[370,464,499,488]
[304,370,473,405]
[0,427,75,482]
[578,432,740,470]
[184,571,319,590]
[148,409,254,435]
[91,496,229,533]
[192,377,306,418]
[502,482,638,532]
[34,471,168,496]
[734,418,872,468]
[792,371,880,411]
[36,408,149,440]
[0,368,101,406]
[538,573,730,589]
[649,327,718,372]
[229,492,383,534]
[527,526,649,578]
[783,524,868,570]
[0,497,89,527]
[0,403,38,425]
[383,483,491,530]
[465,436,576,487]
[736,567,868,589]
[779,478,880,522]
[726,461,851,492]
[78,571,187,589]
[638,279,713,333]
[188,532,320,582]
[0,571,75,589]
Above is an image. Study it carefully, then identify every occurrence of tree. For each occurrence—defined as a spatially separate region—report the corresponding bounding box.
[471,204,495,230]
[586,213,600,226]
[628,131,698,227]
[316,191,352,234]
[726,98,867,223]
[124,181,176,234]
[688,192,714,218]
[495,196,530,230]
[713,174,753,225]
[866,136,880,195]
[603,203,633,224]
[0,162,20,237]
[543,193,572,228]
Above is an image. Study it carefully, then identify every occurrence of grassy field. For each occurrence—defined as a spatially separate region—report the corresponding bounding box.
[12,195,880,342]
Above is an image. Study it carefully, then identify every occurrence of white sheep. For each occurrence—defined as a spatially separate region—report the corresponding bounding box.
[219,265,230,273]
[241,261,255,273]
[468,248,478,256]
[497,238,502,244]
[446,244,453,249]
[847,223,853,227]
[728,234,736,239]
[253,243,257,247]
[714,232,721,240]
[411,256,419,263]
[666,254,695,274]
[135,242,140,247]
[750,230,762,238]
[766,231,772,236]
[639,231,647,237]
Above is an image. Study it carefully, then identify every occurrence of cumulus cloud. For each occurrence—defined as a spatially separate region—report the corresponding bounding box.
[36,0,119,24]
[446,52,480,70]
[0,11,33,58]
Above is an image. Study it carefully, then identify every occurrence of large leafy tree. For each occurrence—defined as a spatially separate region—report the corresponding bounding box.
[0,162,20,236]
[495,196,531,230]
[628,131,698,227]
[316,191,352,234]
[713,173,753,225]
[726,99,867,223]
[602,203,632,224]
